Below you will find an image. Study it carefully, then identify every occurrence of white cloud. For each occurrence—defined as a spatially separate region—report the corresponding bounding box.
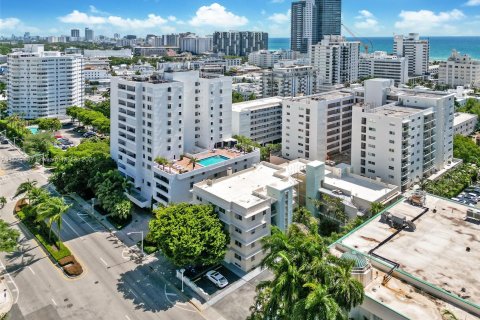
[59,10,106,24]
[354,10,379,31]
[0,17,21,29]
[465,0,480,6]
[189,3,248,27]
[270,0,284,3]
[59,11,170,29]
[168,16,177,22]
[268,10,291,24]
[107,14,168,29]
[394,9,465,33]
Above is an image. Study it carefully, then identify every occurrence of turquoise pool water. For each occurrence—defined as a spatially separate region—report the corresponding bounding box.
[198,155,229,167]
[27,126,39,134]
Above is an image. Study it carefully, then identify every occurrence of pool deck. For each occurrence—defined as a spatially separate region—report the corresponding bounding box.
[156,148,248,174]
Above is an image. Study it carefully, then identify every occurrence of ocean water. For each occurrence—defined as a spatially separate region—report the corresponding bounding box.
[268,37,480,61]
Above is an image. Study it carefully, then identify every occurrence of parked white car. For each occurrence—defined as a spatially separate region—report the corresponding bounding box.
[205,270,228,288]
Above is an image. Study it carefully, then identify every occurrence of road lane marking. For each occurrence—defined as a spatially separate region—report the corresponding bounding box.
[0,259,20,303]
[28,266,35,275]
[99,257,108,266]
[51,298,57,306]
[62,217,82,238]
[128,289,138,299]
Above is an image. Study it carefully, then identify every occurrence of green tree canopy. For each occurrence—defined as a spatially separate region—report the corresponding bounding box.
[248,209,364,320]
[149,203,228,267]
[0,220,20,252]
[23,132,55,155]
[37,118,62,131]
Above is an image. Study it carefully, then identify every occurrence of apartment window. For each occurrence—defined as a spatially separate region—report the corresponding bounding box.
[234,253,242,261]
[389,166,394,170]
[251,256,256,262]
[251,215,256,221]
[234,227,242,234]
[235,240,242,248]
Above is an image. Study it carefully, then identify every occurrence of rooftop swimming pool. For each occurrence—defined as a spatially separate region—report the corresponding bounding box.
[27,126,39,134]
[198,155,230,167]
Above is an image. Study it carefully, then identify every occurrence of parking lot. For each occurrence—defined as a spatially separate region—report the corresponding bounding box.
[451,185,480,208]
[190,265,240,296]
[57,122,86,146]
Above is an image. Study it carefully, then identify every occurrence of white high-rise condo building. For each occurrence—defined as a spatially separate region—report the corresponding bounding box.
[351,79,455,190]
[439,50,480,88]
[394,33,429,77]
[232,97,283,145]
[110,71,260,208]
[359,51,409,84]
[7,44,84,119]
[282,89,360,161]
[180,35,213,55]
[311,35,360,86]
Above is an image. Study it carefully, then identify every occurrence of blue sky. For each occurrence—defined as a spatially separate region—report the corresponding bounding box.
[1,0,480,37]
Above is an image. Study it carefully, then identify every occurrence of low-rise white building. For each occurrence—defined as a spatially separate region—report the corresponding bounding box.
[193,159,400,272]
[439,50,480,88]
[331,194,480,320]
[359,51,409,84]
[84,49,132,58]
[83,68,109,81]
[453,112,478,136]
[232,97,283,145]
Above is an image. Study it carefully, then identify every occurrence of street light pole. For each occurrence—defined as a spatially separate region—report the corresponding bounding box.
[127,231,144,258]
[180,268,185,292]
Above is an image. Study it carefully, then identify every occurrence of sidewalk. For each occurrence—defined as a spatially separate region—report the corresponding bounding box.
[0,277,13,316]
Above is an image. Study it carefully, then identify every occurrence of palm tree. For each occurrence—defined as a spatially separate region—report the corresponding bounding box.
[154,156,169,170]
[15,180,38,198]
[328,262,365,311]
[370,202,386,216]
[35,197,71,241]
[0,196,6,209]
[188,157,199,170]
[442,309,459,320]
[292,282,343,320]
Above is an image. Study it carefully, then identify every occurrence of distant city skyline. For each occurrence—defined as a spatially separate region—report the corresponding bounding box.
[1,0,480,38]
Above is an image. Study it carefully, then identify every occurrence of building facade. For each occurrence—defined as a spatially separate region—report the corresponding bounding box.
[359,51,409,84]
[180,35,213,55]
[110,71,260,208]
[311,35,360,86]
[85,28,94,42]
[351,79,455,190]
[439,50,480,88]
[70,29,80,38]
[282,89,357,161]
[7,44,84,119]
[232,97,283,145]
[291,0,341,54]
[453,112,478,136]
[393,33,429,77]
[261,62,317,97]
[213,31,268,56]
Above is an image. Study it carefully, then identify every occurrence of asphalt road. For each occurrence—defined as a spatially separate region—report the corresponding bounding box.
[0,144,207,320]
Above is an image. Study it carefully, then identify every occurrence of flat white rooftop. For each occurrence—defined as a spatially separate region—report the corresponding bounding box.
[323,168,397,203]
[232,97,283,113]
[369,104,426,118]
[338,195,480,309]
[454,112,478,126]
[195,162,301,208]
[284,90,353,103]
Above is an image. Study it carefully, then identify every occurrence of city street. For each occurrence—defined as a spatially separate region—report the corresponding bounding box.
[0,144,209,320]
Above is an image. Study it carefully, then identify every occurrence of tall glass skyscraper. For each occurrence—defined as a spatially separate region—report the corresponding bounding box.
[291,0,341,53]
